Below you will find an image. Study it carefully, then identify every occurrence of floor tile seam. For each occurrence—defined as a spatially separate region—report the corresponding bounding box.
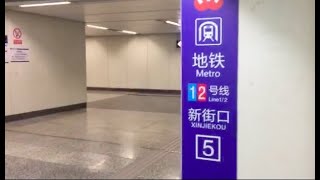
[133,130,179,138]
[5,129,173,152]
[115,138,180,178]
[107,138,180,179]
[7,149,139,174]
[7,124,179,142]
[6,140,141,162]
[166,142,181,154]
[107,138,179,178]
[5,154,116,175]
[120,150,170,179]
[135,121,159,132]
[31,122,181,137]
[111,139,178,178]
[5,154,85,169]
[86,107,180,115]
[82,123,179,136]
[6,127,179,145]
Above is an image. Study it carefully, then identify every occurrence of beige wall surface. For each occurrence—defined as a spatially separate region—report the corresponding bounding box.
[5,10,87,116]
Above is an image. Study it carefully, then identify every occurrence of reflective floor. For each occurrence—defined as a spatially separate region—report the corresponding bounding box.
[5,91,181,179]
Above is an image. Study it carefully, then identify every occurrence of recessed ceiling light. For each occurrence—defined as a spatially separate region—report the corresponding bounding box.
[86,24,108,30]
[19,1,71,7]
[121,30,137,35]
[165,20,181,27]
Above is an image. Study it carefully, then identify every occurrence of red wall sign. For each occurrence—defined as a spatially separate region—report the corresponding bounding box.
[13,28,23,45]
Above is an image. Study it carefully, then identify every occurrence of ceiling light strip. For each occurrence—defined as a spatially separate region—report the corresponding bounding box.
[19,1,71,8]
[86,24,137,35]
[121,30,137,35]
[165,20,181,27]
[86,24,108,30]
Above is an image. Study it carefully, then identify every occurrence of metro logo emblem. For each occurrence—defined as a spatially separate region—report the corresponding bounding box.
[194,0,224,11]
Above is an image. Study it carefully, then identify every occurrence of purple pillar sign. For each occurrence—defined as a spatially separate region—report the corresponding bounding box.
[182,0,239,179]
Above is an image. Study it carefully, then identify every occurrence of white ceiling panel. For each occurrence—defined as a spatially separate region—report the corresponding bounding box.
[5,0,181,36]
[88,19,179,34]
[85,10,178,23]
[86,27,125,36]
[83,0,179,14]
[6,3,86,21]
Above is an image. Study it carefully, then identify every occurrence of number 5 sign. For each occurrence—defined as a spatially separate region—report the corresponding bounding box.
[196,134,221,162]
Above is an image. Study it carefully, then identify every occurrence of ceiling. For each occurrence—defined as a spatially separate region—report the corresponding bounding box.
[5,0,181,36]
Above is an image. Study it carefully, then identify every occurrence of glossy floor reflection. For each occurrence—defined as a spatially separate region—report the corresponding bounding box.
[5,91,181,179]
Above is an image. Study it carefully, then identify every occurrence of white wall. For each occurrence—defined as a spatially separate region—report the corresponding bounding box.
[238,0,315,179]
[5,10,86,116]
[86,34,181,90]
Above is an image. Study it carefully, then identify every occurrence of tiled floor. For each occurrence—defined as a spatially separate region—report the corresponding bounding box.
[5,91,181,179]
